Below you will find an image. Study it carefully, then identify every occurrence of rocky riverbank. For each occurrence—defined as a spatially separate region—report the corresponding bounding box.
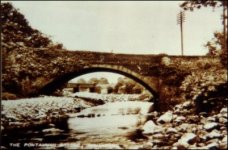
[1,95,227,149]
[1,96,100,132]
[137,100,227,149]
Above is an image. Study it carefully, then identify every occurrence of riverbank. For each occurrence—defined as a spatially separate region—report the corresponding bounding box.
[1,93,148,132]
[1,96,100,132]
[63,100,227,149]
[137,100,227,149]
[1,94,227,149]
[71,92,148,102]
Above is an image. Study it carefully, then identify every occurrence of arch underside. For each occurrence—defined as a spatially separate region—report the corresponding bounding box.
[39,66,159,100]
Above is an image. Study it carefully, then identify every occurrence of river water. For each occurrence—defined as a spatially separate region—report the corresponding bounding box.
[3,101,154,149]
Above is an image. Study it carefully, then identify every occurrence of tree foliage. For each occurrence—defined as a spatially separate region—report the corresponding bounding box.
[114,77,144,94]
[180,0,227,11]
[88,78,99,84]
[180,0,227,66]
[205,31,226,56]
[1,2,63,52]
[99,77,109,84]
[76,78,86,84]
[87,77,109,84]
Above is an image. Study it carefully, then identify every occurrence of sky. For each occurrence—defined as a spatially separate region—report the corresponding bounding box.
[5,1,224,83]
[8,1,223,56]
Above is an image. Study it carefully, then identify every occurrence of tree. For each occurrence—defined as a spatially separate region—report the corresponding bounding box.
[113,77,144,94]
[99,77,109,84]
[205,31,225,56]
[1,2,63,52]
[77,78,86,84]
[180,0,227,65]
[132,84,143,94]
[88,77,99,84]
[180,0,227,11]
[125,78,136,94]
[114,77,124,93]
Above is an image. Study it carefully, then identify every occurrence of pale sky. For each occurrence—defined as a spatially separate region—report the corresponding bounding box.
[5,1,224,83]
[8,1,223,56]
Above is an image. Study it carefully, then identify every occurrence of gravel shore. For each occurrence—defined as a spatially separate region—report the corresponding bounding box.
[1,96,98,132]
[71,92,146,102]
[1,94,146,132]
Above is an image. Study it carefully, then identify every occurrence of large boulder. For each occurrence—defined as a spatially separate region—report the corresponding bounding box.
[142,120,163,134]
[157,111,173,124]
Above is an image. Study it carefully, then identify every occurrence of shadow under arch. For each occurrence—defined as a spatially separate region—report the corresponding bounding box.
[39,67,159,109]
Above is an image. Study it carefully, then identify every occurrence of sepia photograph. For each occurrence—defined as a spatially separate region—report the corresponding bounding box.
[1,1,227,149]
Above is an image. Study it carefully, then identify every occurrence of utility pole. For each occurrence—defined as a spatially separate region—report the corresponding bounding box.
[223,5,227,54]
[177,11,185,56]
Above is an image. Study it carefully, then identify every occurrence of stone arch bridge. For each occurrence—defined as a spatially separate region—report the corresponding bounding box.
[3,48,220,110]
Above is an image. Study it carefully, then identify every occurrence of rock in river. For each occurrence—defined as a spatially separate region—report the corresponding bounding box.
[204,122,218,131]
[142,120,163,134]
[157,111,173,124]
[206,129,222,139]
[174,133,197,148]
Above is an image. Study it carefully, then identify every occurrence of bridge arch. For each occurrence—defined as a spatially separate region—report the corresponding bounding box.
[39,64,159,101]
